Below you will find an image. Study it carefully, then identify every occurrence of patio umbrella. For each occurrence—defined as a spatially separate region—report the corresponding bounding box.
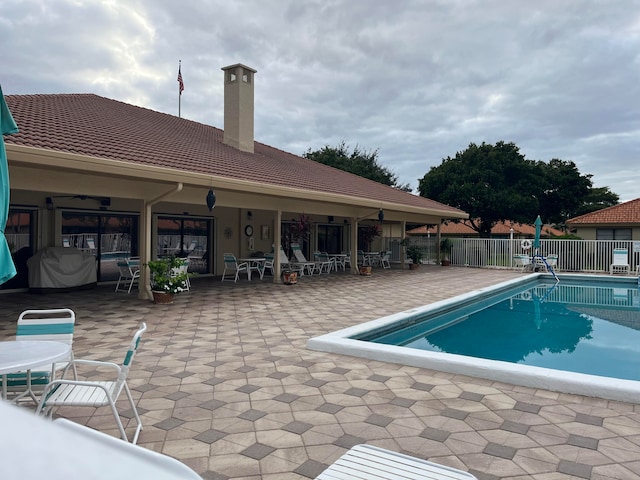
[0,85,18,285]
[533,214,542,251]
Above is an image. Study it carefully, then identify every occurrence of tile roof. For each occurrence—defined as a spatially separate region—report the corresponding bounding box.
[407,220,564,237]
[4,93,464,215]
[566,198,640,225]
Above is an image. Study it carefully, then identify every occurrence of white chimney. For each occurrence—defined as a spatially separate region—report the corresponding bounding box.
[222,64,257,153]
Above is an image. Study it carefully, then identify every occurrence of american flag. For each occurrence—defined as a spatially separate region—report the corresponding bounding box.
[177,66,184,94]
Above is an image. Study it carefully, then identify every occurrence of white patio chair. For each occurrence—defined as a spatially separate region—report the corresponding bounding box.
[313,251,333,274]
[610,248,630,275]
[290,243,316,275]
[172,259,191,290]
[316,444,478,479]
[115,260,140,293]
[278,247,305,276]
[36,323,147,444]
[380,250,391,269]
[221,253,249,282]
[513,254,532,272]
[1,308,77,401]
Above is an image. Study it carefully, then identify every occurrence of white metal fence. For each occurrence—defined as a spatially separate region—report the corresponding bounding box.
[386,237,640,274]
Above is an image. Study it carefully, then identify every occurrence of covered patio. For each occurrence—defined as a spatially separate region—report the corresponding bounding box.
[2,266,639,479]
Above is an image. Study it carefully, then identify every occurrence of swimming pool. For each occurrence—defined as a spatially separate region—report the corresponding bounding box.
[308,273,640,403]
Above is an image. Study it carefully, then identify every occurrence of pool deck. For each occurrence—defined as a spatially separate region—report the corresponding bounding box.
[2,266,640,479]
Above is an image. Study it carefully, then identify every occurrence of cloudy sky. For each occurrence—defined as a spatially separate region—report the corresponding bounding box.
[2,0,639,201]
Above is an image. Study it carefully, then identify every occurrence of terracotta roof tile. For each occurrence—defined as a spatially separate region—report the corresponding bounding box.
[406,220,563,237]
[566,198,640,225]
[5,93,464,215]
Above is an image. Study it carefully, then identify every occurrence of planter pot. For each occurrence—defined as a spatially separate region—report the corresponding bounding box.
[441,259,451,266]
[409,263,419,270]
[282,271,298,285]
[152,291,175,304]
[359,266,372,276]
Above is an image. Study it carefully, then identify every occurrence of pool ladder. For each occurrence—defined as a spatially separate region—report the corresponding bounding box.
[533,254,559,284]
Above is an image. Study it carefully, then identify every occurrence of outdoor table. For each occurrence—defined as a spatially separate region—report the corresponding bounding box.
[238,258,266,280]
[0,402,202,480]
[365,251,382,266]
[0,340,71,402]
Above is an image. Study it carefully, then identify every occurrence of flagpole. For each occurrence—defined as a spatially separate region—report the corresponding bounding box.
[177,60,183,118]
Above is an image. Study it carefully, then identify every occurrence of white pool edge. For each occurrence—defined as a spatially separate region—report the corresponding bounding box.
[307,273,640,404]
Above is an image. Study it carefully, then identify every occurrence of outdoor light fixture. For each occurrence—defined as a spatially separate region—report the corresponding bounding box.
[247,210,253,220]
[46,197,53,210]
[206,188,216,211]
[378,209,384,223]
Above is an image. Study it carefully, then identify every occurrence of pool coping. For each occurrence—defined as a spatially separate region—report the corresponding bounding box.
[308,272,640,403]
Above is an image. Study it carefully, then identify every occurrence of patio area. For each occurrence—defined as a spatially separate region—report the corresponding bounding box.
[2,266,640,479]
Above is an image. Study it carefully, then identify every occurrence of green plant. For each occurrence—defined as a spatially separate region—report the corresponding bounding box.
[440,238,453,260]
[146,256,190,294]
[405,243,424,265]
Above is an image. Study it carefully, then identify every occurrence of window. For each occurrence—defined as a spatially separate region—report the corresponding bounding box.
[61,212,139,282]
[596,228,631,240]
[317,224,343,253]
[157,216,211,274]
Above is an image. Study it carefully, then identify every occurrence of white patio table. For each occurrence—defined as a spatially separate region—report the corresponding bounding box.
[238,257,266,280]
[0,340,70,402]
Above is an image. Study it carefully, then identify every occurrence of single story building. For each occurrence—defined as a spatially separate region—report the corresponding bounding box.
[406,220,563,239]
[566,198,640,241]
[4,63,467,298]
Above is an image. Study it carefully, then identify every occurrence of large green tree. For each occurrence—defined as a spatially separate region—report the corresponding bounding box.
[304,142,411,191]
[418,142,619,235]
[418,141,541,237]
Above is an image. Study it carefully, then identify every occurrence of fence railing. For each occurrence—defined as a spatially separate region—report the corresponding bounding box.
[387,237,640,274]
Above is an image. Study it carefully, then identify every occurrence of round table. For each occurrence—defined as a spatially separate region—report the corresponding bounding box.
[0,340,71,402]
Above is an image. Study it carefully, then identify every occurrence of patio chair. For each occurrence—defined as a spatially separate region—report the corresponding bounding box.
[316,444,478,479]
[380,250,391,269]
[1,308,77,401]
[610,248,630,275]
[115,260,140,293]
[36,322,147,444]
[263,253,275,276]
[278,247,305,276]
[221,253,249,282]
[171,259,191,290]
[290,243,316,275]
[513,254,532,272]
[313,251,333,274]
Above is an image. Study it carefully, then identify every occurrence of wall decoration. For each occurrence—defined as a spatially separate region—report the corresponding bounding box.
[261,225,269,240]
[224,227,233,239]
[244,225,254,237]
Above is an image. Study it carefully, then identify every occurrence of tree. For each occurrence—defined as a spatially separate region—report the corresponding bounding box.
[536,159,593,225]
[304,142,410,190]
[417,141,541,237]
[572,186,619,218]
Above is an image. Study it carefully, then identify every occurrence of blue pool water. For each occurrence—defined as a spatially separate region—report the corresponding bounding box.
[358,277,640,381]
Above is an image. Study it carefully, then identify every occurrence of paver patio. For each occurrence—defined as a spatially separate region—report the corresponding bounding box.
[2,266,640,479]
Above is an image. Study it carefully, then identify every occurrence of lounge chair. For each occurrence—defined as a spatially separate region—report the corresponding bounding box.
[513,254,532,272]
[277,247,305,276]
[36,323,147,444]
[316,444,478,479]
[290,243,316,275]
[221,253,249,282]
[610,248,630,275]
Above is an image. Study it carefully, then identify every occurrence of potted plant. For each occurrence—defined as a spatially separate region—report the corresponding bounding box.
[359,224,381,275]
[146,256,190,304]
[440,238,453,266]
[282,269,298,285]
[405,243,424,270]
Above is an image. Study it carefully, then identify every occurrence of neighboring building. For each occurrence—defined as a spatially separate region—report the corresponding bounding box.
[406,220,563,238]
[566,198,640,240]
[4,63,467,295]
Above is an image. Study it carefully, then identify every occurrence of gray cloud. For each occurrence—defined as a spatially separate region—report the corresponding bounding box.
[2,0,639,201]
